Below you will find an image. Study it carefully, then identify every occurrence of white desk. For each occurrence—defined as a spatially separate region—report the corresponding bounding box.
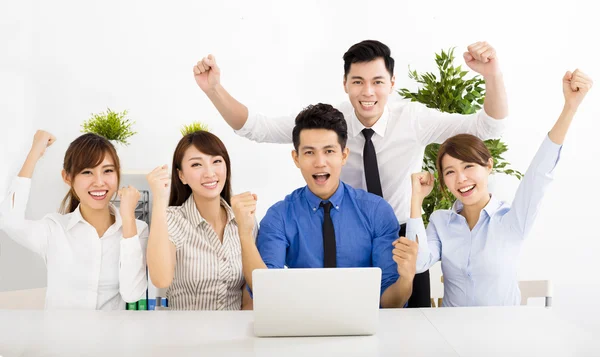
[0,307,596,357]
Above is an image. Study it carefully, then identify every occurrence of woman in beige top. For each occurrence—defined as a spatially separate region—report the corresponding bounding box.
[146,130,253,310]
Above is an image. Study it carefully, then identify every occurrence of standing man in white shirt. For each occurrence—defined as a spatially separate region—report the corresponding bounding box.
[192,40,508,307]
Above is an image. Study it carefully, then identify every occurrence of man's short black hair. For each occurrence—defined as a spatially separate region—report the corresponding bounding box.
[292,103,348,151]
[343,40,394,79]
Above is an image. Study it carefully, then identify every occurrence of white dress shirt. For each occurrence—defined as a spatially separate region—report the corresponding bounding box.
[236,96,506,223]
[0,177,148,310]
[408,135,561,306]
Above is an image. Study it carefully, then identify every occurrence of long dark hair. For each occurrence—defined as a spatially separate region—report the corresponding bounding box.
[60,133,120,213]
[169,131,232,206]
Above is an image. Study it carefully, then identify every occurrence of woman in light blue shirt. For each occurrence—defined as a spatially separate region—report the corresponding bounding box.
[400,69,593,307]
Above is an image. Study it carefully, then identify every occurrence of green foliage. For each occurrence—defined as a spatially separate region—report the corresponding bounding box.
[180,121,210,136]
[81,108,137,145]
[398,48,522,225]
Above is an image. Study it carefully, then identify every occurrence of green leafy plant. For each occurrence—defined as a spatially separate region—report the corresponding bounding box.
[398,48,523,225]
[180,121,210,136]
[81,108,137,145]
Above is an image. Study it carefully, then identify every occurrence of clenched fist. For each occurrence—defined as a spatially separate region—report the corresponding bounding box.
[231,192,257,237]
[392,237,418,281]
[193,54,221,93]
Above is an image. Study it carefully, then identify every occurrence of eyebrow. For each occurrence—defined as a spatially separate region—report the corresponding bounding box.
[102,164,115,168]
[300,145,338,150]
[188,155,223,161]
[444,161,469,171]
[349,76,387,80]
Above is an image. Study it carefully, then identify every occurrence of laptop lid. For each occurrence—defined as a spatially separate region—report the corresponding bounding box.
[252,267,382,337]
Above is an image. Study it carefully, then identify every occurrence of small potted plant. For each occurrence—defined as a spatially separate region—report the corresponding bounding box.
[398,48,523,225]
[81,108,137,148]
[180,121,210,136]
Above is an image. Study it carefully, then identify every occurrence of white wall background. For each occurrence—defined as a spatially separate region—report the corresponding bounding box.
[1,0,599,322]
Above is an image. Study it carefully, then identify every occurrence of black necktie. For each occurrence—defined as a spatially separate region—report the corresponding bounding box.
[320,201,336,268]
[362,128,383,197]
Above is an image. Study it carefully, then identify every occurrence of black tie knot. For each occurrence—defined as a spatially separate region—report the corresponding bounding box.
[362,128,375,141]
[320,201,332,213]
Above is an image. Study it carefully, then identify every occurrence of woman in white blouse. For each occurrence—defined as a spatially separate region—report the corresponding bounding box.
[0,130,148,310]
[146,130,253,310]
[396,69,593,307]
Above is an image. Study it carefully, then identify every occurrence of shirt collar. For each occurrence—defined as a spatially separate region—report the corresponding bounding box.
[303,181,345,213]
[449,194,501,223]
[66,203,122,233]
[349,104,390,139]
[183,194,235,227]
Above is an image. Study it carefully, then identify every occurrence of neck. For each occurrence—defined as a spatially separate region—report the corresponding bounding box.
[355,110,382,128]
[79,204,114,236]
[193,193,224,226]
[460,194,491,229]
[314,180,341,201]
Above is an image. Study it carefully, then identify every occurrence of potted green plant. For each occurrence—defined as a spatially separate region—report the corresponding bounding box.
[81,108,137,147]
[398,48,523,225]
[180,121,210,136]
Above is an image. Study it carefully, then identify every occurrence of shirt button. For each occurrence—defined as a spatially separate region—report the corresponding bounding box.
[222,257,227,262]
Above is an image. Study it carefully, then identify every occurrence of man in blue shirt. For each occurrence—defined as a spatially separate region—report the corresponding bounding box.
[232,103,418,308]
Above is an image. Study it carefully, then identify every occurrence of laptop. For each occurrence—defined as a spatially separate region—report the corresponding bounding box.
[252,267,381,337]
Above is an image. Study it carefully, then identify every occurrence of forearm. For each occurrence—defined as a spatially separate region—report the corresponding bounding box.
[410,197,423,219]
[548,105,577,145]
[483,74,508,120]
[380,276,413,308]
[239,231,267,291]
[18,152,40,178]
[146,202,175,288]
[121,217,138,239]
[205,84,249,130]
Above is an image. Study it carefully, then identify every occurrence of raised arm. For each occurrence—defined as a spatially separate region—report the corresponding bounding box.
[194,55,249,130]
[414,42,508,145]
[117,186,148,302]
[463,41,508,120]
[145,165,176,289]
[549,69,593,145]
[194,55,295,143]
[405,172,441,272]
[0,130,56,257]
[231,192,268,291]
[501,70,593,237]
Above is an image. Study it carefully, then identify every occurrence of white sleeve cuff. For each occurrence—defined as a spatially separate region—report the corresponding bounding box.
[233,108,257,137]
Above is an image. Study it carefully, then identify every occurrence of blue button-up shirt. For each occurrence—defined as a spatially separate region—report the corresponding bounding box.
[408,135,562,306]
[257,181,400,296]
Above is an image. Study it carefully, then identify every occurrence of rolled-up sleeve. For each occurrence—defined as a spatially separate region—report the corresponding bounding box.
[412,102,507,145]
[234,109,295,144]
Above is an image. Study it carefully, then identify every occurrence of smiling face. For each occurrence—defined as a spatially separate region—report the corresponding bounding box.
[60,133,121,214]
[441,154,493,208]
[66,154,119,210]
[292,128,349,200]
[177,145,227,202]
[343,58,395,127]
